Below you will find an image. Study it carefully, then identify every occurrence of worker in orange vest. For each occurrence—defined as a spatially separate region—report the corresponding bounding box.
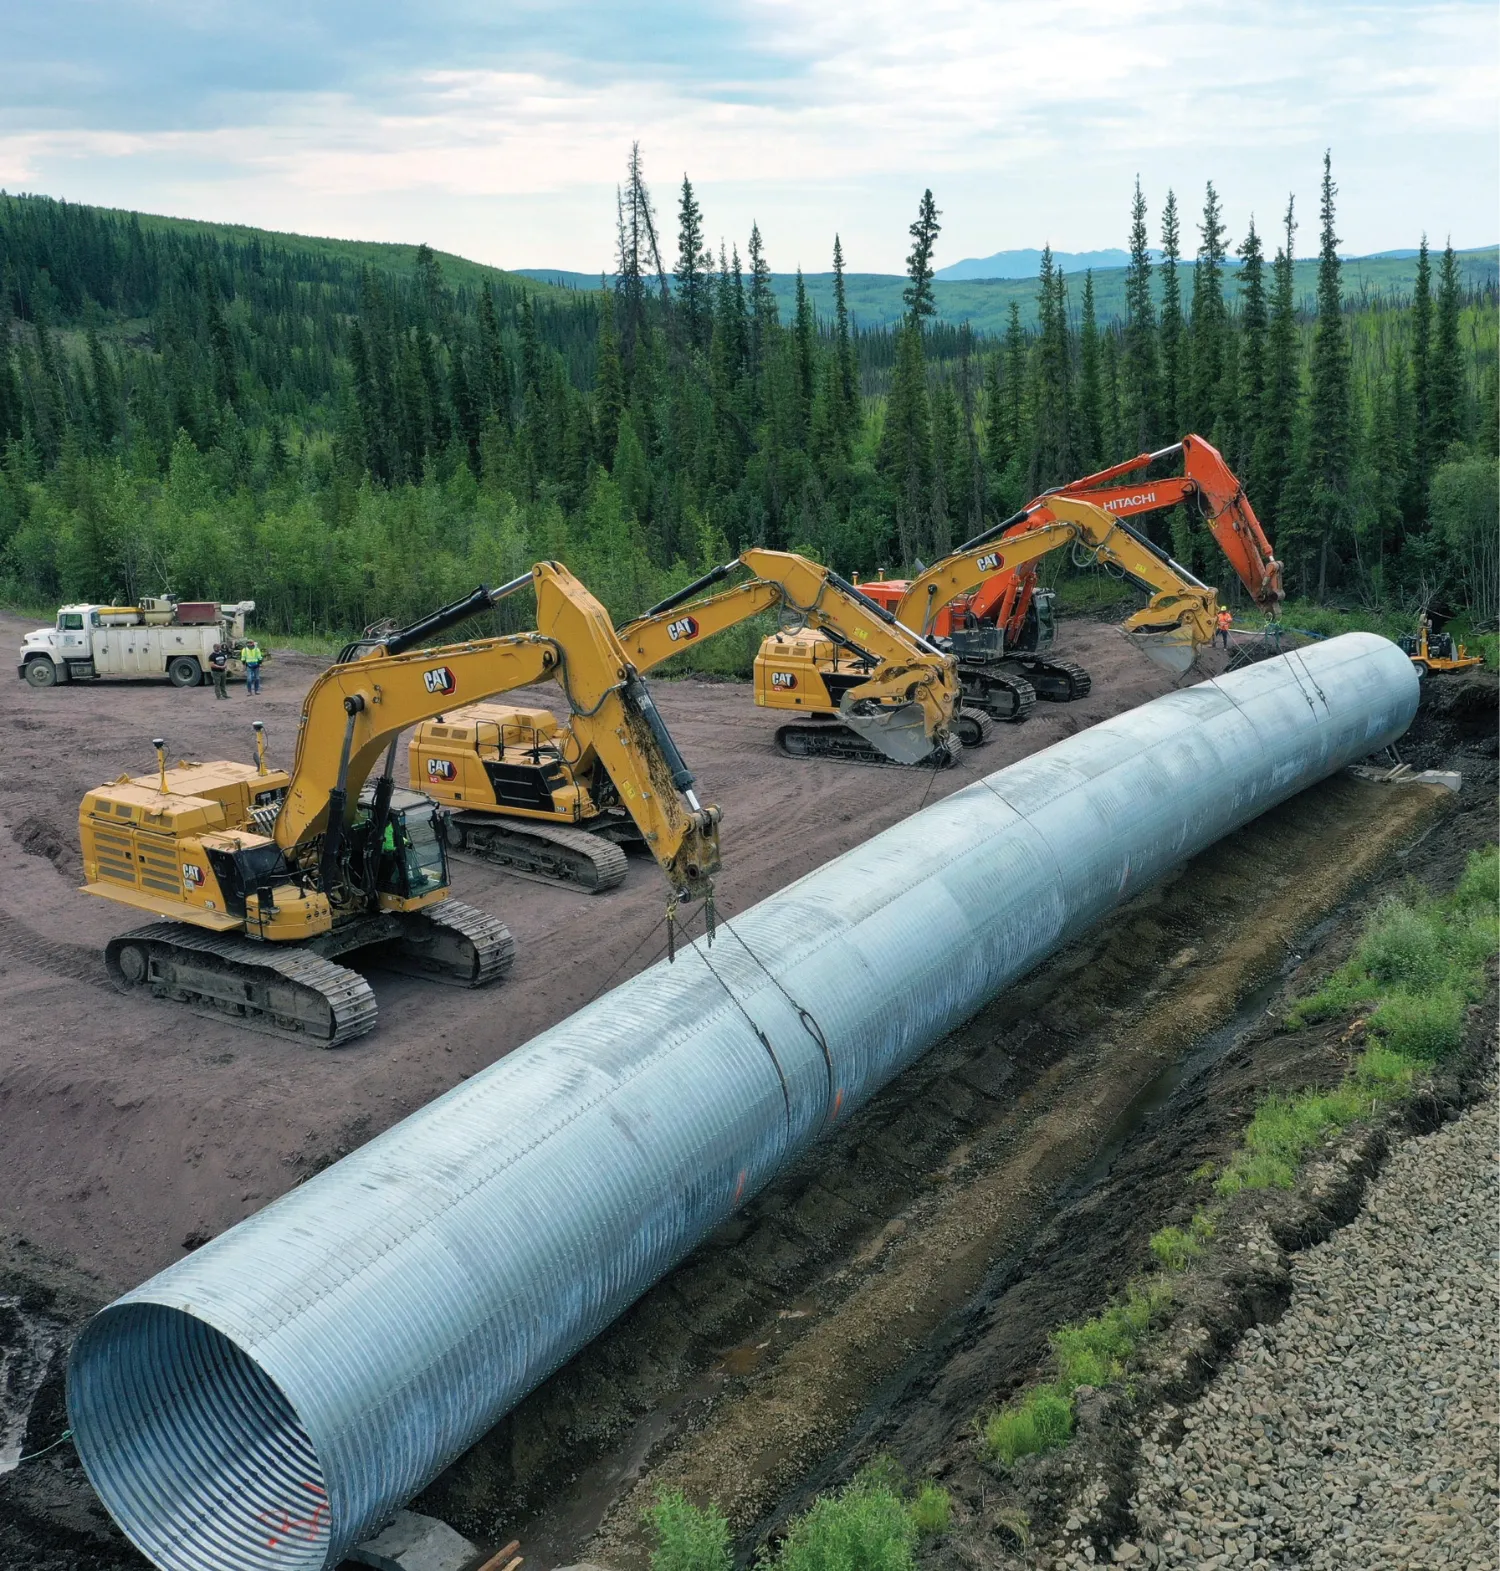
[1214,607,1233,650]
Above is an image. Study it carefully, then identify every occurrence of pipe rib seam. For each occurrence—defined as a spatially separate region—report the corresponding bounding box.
[68,635,1420,1571]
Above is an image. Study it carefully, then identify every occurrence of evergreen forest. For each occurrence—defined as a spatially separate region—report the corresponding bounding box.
[0,149,1495,655]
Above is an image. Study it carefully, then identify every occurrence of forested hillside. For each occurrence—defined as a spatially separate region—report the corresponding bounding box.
[0,150,1495,647]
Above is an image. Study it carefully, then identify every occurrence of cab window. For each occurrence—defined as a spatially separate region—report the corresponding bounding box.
[59,613,85,631]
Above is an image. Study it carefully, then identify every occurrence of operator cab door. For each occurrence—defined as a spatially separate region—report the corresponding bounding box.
[372,797,451,903]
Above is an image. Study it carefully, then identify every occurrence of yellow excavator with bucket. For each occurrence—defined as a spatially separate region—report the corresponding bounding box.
[78,564,721,1043]
[411,549,973,888]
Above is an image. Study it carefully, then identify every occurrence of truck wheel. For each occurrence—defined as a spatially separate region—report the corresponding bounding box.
[168,656,203,688]
[23,658,57,689]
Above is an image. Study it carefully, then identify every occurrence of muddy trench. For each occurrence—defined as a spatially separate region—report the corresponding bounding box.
[0,669,1493,1571]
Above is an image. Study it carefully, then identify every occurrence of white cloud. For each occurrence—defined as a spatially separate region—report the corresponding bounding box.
[1,0,1493,270]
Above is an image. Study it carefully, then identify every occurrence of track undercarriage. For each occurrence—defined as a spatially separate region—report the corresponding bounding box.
[104,899,514,1047]
[443,812,631,892]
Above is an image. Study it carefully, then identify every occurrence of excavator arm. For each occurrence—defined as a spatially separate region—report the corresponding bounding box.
[1055,435,1283,612]
[617,548,961,764]
[277,563,720,900]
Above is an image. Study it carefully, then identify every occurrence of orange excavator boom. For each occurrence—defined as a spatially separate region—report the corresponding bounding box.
[1051,434,1284,613]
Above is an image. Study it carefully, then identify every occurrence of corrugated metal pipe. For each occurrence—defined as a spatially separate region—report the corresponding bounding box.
[67,635,1419,1571]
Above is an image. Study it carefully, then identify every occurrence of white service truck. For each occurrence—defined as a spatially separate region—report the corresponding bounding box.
[17,597,256,689]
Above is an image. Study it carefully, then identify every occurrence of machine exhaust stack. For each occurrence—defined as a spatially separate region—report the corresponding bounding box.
[68,636,1419,1571]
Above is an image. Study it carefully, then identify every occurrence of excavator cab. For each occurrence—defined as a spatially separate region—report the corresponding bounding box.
[359,789,450,905]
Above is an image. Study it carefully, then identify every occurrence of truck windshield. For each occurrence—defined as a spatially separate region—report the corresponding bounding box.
[399,807,448,897]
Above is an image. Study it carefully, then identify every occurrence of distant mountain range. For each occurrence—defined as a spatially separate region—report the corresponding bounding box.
[516,247,1497,336]
[936,248,1145,280]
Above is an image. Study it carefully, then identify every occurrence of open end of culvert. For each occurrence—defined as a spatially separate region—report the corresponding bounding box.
[68,1302,330,1571]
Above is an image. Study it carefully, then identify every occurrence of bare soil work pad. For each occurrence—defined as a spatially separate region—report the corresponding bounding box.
[0,600,1490,1571]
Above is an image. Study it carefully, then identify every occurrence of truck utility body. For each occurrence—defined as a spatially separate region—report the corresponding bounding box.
[18,597,255,688]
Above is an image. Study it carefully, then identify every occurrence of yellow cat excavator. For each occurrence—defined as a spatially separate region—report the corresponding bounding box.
[618,548,972,761]
[412,549,969,884]
[78,564,721,1044]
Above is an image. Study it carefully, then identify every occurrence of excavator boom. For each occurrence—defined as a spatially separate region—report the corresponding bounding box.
[1053,435,1283,612]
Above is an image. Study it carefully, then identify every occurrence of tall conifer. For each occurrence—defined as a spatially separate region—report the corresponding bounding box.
[1302,152,1353,598]
[1189,182,1227,437]
[1428,240,1464,454]
[1123,179,1157,449]
[1158,191,1184,441]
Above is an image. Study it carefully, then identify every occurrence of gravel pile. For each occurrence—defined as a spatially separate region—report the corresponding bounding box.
[1121,1092,1498,1571]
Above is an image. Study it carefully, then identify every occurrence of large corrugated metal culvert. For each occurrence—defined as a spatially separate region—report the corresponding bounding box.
[68,634,1419,1570]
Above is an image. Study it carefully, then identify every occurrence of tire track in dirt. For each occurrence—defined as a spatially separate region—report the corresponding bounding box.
[0,910,110,990]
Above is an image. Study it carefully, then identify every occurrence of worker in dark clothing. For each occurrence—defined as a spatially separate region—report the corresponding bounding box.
[1214,607,1233,650]
[210,643,230,699]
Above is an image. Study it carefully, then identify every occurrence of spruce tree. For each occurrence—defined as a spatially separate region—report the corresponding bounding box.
[1078,270,1104,470]
[476,287,510,425]
[1235,218,1268,478]
[958,323,985,534]
[594,305,625,466]
[1428,240,1464,454]
[1189,182,1227,438]
[1404,237,1433,529]
[983,349,1008,481]
[831,235,857,415]
[746,223,777,386]
[793,268,815,436]
[903,189,941,323]
[1302,152,1353,599]
[880,323,933,567]
[1122,178,1157,448]
[1158,191,1184,441]
[674,176,710,351]
[1031,249,1072,489]
[1255,196,1298,536]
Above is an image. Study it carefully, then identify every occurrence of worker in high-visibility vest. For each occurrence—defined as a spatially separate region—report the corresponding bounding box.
[1214,607,1233,650]
[241,639,265,695]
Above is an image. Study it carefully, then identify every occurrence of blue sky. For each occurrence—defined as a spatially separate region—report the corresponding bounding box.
[1,1,1494,274]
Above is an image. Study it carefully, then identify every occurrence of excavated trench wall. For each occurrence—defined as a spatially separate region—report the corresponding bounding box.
[66,634,1418,1571]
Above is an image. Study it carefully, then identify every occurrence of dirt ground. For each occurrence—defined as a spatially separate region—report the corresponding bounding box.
[0,609,1196,1292]
[0,606,1491,1571]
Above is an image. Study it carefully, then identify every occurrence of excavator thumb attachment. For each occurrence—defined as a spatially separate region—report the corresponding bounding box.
[1126,626,1196,675]
[839,698,948,766]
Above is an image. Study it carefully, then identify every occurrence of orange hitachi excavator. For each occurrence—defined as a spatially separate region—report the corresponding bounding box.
[858,434,1284,706]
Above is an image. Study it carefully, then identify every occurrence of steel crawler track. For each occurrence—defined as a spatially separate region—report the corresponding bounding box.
[105,922,378,1047]
[445,814,629,892]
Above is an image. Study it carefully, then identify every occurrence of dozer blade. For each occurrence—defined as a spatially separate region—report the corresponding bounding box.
[1126,627,1196,675]
[838,699,944,766]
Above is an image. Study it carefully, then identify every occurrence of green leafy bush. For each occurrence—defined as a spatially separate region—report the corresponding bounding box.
[768,1469,917,1571]
[648,1490,733,1571]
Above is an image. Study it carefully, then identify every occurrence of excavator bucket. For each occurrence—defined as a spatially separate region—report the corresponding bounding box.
[839,698,944,765]
[1126,626,1196,675]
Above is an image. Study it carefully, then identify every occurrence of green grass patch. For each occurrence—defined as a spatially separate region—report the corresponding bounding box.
[1219,846,1496,1196]
[647,1466,950,1571]
[982,1391,1074,1465]
[1149,1209,1216,1271]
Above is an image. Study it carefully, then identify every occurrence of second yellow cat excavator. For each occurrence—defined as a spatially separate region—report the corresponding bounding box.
[79,563,721,1043]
